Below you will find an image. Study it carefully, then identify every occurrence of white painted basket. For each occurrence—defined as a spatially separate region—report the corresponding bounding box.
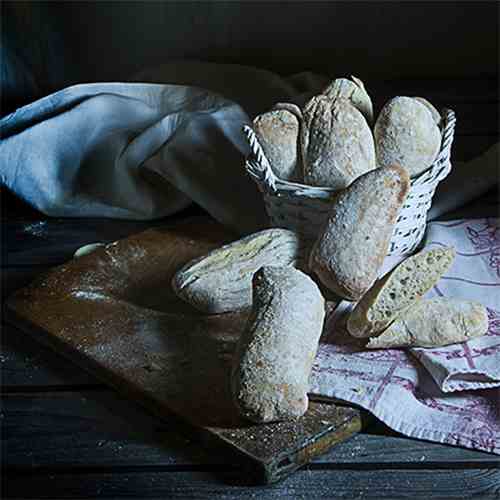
[244,108,456,255]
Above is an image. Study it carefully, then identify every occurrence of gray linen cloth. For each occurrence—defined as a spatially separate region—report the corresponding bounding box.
[0,63,327,234]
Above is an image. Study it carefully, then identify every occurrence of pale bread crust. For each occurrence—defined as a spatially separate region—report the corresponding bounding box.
[367,298,488,348]
[172,228,306,313]
[231,266,325,423]
[413,97,442,126]
[374,96,441,177]
[301,96,376,189]
[253,104,302,182]
[347,246,456,338]
[321,76,374,124]
[309,165,410,301]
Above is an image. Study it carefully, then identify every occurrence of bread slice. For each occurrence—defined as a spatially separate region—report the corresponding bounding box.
[309,165,410,301]
[366,298,488,349]
[347,246,456,338]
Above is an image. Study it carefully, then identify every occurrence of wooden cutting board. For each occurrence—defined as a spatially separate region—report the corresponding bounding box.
[6,216,363,484]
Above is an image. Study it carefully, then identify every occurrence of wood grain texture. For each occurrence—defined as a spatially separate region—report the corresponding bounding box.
[2,391,496,469]
[4,468,499,498]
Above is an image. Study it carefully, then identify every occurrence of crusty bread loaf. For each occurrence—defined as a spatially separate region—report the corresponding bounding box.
[253,103,303,182]
[322,76,374,124]
[413,97,441,127]
[374,96,441,177]
[366,298,488,348]
[301,96,376,189]
[309,165,410,301]
[231,266,325,423]
[172,228,305,313]
[347,246,456,338]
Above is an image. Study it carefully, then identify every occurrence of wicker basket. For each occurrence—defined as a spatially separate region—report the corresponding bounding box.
[244,108,456,255]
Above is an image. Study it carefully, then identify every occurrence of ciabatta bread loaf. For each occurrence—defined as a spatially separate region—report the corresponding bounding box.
[347,246,456,338]
[374,96,441,177]
[172,228,305,313]
[231,266,325,423]
[301,96,376,189]
[321,76,374,124]
[309,165,410,301]
[252,103,303,181]
[367,298,488,348]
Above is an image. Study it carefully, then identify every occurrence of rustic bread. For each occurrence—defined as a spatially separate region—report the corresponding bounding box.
[367,298,488,348]
[301,96,376,189]
[172,228,305,313]
[374,96,441,177]
[347,246,456,338]
[322,76,374,124]
[309,165,410,301]
[231,266,325,423]
[252,103,303,181]
[413,97,442,127]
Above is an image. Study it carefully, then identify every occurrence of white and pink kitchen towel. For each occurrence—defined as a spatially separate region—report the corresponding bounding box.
[311,217,500,454]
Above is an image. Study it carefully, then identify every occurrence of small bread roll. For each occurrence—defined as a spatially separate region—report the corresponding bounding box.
[322,75,374,124]
[347,246,456,338]
[252,103,303,181]
[367,298,488,348]
[172,228,305,313]
[374,96,442,177]
[231,266,325,423]
[301,96,376,189]
[309,165,410,301]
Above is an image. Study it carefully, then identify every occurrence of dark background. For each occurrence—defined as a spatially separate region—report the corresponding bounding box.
[2,1,498,116]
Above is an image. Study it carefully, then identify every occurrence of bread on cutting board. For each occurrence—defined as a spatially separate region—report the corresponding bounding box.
[231,266,325,423]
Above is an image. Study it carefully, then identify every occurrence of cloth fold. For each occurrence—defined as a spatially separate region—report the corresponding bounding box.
[0,82,267,233]
[311,217,500,454]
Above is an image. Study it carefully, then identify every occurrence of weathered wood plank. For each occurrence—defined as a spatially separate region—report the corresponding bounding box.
[3,468,499,498]
[2,267,49,300]
[2,391,496,468]
[1,323,99,388]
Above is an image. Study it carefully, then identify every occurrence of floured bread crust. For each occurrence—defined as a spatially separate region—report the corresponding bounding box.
[367,298,488,348]
[231,266,325,423]
[309,165,410,301]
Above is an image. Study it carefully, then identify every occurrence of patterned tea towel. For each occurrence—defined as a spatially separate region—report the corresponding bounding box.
[310,217,500,454]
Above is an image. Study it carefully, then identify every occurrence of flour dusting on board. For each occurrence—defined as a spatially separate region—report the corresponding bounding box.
[22,221,48,237]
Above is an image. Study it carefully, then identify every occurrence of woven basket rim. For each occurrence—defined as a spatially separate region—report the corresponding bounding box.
[244,107,456,197]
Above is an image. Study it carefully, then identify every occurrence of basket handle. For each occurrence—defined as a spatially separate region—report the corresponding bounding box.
[243,125,279,193]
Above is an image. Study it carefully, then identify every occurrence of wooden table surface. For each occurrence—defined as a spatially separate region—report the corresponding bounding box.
[2,78,499,498]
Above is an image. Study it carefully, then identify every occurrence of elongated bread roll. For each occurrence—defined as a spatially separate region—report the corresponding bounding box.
[322,76,374,124]
[231,266,325,423]
[367,298,488,348]
[253,103,303,181]
[374,96,442,177]
[309,165,410,301]
[347,246,456,338]
[172,228,305,313]
[301,96,376,189]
